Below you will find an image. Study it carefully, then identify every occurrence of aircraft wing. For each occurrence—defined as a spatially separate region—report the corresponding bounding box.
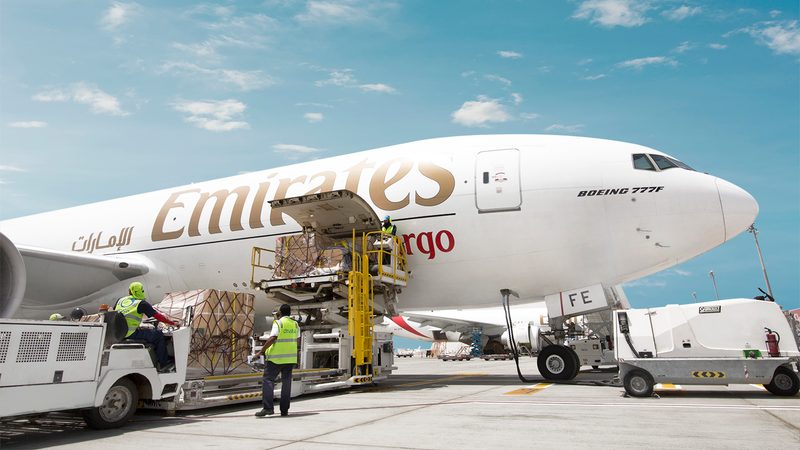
[400,312,507,337]
[16,245,151,312]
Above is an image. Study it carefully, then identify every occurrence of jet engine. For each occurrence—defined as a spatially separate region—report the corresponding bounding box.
[0,232,26,318]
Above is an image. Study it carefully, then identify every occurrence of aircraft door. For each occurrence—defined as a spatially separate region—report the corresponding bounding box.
[475,149,521,213]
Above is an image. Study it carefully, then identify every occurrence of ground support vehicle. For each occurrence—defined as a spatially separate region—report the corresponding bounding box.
[0,316,191,429]
[247,190,407,390]
[614,298,800,397]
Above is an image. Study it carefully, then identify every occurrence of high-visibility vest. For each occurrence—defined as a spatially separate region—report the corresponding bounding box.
[115,296,143,338]
[267,316,299,364]
[382,223,396,235]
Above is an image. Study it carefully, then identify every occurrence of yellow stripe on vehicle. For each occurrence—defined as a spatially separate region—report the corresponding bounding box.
[226,392,262,401]
[691,371,726,378]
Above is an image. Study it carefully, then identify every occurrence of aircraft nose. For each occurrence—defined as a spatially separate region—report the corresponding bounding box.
[716,178,759,241]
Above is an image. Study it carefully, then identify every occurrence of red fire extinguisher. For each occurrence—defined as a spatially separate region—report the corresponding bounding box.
[764,327,781,357]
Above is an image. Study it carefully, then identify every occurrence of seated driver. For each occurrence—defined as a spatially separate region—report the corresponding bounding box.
[114,281,179,372]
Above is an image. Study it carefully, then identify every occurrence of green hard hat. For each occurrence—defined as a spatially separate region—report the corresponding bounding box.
[49,313,64,320]
[129,281,146,300]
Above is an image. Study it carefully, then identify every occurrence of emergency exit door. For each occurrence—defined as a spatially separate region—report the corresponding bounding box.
[475,149,521,213]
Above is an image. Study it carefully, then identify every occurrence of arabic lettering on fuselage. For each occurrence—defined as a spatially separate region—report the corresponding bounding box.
[151,157,456,242]
[72,227,134,254]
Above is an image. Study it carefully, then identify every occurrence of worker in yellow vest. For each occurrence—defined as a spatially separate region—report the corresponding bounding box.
[254,304,299,417]
[114,281,179,372]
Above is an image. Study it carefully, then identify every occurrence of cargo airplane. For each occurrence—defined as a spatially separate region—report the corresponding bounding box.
[0,135,758,328]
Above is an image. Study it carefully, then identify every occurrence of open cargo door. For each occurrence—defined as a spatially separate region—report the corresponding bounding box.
[269,189,380,238]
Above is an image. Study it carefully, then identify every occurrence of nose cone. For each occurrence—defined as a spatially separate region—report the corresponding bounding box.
[716,178,759,241]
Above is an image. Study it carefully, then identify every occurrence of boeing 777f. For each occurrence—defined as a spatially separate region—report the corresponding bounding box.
[0,135,758,321]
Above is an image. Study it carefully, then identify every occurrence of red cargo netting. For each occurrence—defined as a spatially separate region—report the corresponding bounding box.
[156,289,255,376]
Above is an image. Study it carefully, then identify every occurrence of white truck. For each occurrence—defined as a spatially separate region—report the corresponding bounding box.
[614,298,800,397]
[0,312,396,428]
[0,314,191,429]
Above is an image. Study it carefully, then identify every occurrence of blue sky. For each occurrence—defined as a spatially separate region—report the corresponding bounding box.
[1,1,798,324]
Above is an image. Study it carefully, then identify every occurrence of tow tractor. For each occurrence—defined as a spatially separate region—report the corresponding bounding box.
[1,190,408,427]
[0,313,191,429]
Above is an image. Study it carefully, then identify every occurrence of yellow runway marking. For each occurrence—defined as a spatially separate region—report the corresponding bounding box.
[505,383,553,395]
[749,384,766,390]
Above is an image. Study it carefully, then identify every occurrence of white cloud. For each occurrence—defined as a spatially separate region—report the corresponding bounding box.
[161,61,275,91]
[296,1,387,24]
[172,99,249,132]
[616,56,677,70]
[511,93,523,105]
[578,58,594,66]
[32,89,69,102]
[315,68,394,94]
[623,277,667,288]
[172,35,267,61]
[359,83,396,93]
[315,69,357,87]
[769,10,781,19]
[0,165,26,172]
[661,5,702,21]
[8,121,47,128]
[545,123,584,134]
[497,50,523,59]
[708,43,727,50]
[101,2,140,31]
[451,96,511,128]
[520,112,540,120]
[32,83,128,116]
[296,102,333,108]
[304,112,324,123]
[572,0,650,28]
[673,269,692,276]
[673,41,695,53]
[485,74,512,86]
[582,73,607,80]
[732,20,800,56]
[273,144,323,160]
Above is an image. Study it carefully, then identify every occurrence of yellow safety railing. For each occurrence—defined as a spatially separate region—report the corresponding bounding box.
[250,246,274,288]
[363,231,408,284]
[348,229,374,375]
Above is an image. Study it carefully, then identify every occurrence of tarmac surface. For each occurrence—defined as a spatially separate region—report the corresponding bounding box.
[2,357,798,449]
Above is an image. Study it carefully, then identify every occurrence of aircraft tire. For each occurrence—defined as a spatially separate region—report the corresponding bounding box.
[764,366,800,396]
[83,378,139,429]
[623,369,654,398]
[537,345,578,381]
[567,347,581,379]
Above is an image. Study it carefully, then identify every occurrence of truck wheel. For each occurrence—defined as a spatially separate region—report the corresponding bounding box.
[537,346,578,381]
[764,366,800,396]
[623,369,654,397]
[83,378,139,429]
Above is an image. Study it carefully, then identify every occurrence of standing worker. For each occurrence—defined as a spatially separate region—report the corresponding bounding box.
[380,215,397,266]
[114,281,179,372]
[254,304,299,417]
[382,215,397,236]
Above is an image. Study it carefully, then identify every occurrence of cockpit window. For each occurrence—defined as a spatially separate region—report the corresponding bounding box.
[632,153,656,171]
[649,154,678,170]
[666,156,694,171]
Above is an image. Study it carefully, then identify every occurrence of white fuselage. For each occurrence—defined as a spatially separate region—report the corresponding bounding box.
[0,135,758,318]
